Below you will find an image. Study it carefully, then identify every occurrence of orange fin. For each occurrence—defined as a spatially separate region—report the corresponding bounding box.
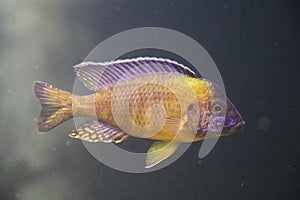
[33,81,73,132]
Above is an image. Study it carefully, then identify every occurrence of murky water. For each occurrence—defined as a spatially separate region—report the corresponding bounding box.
[0,1,298,199]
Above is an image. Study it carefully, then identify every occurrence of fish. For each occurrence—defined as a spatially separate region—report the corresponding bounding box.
[33,57,245,168]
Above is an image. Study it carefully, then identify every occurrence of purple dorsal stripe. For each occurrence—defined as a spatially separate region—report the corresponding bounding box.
[74,57,197,91]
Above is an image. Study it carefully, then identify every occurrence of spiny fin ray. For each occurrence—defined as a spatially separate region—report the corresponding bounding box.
[69,120,129,143]
[74,57,198,91]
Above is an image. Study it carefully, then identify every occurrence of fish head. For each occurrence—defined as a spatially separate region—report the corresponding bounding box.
[196,81,245,138]
[221,98,246,135]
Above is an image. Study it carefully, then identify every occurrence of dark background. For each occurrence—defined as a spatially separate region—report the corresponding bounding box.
[0,0,298,199]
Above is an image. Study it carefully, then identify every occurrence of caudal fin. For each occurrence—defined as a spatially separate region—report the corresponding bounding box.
[33,81,73,132]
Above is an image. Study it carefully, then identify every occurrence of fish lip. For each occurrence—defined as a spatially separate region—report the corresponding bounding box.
[234,120,246,130]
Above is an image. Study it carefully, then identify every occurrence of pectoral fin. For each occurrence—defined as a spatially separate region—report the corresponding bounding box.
[145,141,180,168]
[69,120,129,143]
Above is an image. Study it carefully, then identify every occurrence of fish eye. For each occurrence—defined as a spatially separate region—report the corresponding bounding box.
[210,99,226,115]
[213,104,223,113]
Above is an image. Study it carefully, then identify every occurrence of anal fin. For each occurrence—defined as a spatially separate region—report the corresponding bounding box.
[69,120,129,143]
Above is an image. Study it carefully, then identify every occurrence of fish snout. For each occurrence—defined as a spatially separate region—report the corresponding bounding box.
[234,120,246,131]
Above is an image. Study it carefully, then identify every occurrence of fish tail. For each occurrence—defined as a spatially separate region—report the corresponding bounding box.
[33,81,73,132]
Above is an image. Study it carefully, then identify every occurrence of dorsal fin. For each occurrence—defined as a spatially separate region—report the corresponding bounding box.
[74,57,197,91]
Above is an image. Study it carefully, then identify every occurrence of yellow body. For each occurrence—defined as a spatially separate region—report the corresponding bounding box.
[72,74,213,142]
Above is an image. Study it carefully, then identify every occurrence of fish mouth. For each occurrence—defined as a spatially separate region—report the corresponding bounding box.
[196,120,246,136]
[234,120,246,131]
[222,120,246,134]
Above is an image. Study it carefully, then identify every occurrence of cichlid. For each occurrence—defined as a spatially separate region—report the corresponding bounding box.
[33,57,245,168]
